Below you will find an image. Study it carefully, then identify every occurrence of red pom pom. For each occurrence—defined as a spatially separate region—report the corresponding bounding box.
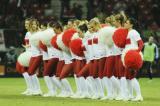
[69,38,84,57]
[124,50,143,70]
[51,35,61,50]
[62,28,77,47]
[39,41,47,52]
[112,28,128,48]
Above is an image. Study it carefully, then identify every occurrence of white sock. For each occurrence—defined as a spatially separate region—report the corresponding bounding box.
[131,78,142,97]
[96,78,104,97]
[110,76,120,96]
[127,79,133,98]
[79,77,88,95]
[22,72,31,90]
[86,76,95,96]
[120,77,128,97]
[102,77,112,97]
[44,76,55,93]
[31,74,41,92]
[52,76,62,89]
[90,77,98,96]
[74,75,81,94]
[61,78,73,93]
[92,78,99,96]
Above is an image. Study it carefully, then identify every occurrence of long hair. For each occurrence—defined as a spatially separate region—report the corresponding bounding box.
[52,22,63,32]
[78,23,88,33]
[128,17,140,31]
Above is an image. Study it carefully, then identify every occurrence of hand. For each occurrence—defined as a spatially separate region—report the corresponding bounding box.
[136,49,140,52]
[22,44,29,48]
[129,68,136,75]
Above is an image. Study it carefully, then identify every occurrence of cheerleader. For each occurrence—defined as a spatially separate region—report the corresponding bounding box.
[123,18,144,101]
[77,24,95,98]
[16,18,33,95]
[52,23,76,97]
[112,13,128,100]
[70,23,90,98]
[99,16,117,100]
[38,21,57,97]
[27,19,42,95]
[50,22,65,96]
[78,18,105,99]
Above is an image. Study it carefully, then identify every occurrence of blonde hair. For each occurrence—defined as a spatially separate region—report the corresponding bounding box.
[88,18,101,32]
[114,13,126,26]
[30,18,39,32]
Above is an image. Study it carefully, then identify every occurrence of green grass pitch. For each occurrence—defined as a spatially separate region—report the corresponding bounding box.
[0,78,159,106]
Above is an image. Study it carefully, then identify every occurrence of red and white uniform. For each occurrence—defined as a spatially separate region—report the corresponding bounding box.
[113,28,126,78]
[82,31,93,63]
[92,31,106,59]
[124,29,143,79]
[125,29,142,49]
[28,31,42,75]
[16,32,31,74]
[24,32,31,45]
[29,31,42,57]
[51,34,64,77]
[23,32,32,52]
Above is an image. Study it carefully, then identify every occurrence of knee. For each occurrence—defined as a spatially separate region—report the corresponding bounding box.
[28,70,35,75]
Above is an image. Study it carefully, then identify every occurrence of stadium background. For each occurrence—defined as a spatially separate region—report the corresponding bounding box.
[0,0,159,77]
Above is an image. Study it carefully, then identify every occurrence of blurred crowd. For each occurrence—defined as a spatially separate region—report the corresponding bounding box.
[87,0,160,30]
[0,0,159,31]
[0,0,51,29]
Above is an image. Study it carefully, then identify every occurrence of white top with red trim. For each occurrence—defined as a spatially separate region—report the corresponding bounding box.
[29,32,42,57]
[82,31,94,62]
[24,32,31,52]
[41,50,49,60]
[125,29,141,49]
[92,31,106,59]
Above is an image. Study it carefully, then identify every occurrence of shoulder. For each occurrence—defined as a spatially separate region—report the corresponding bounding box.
[153,43,157,47]
[25,32,31,38]
[129,29,140,36]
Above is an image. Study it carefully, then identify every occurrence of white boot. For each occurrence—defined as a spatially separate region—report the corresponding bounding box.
[73,75,82,97]
[60,78,73,97]
[120,77,129,101]
[110,76,121,99]
[86,77,95,98]
[101,77,114,100]
[131,78,143,101]
[53,77,67,97]
[43,76,56,97]
[77,77,90,98]
[96,78,105,98]
[87,76,98,99]
[91,78,101,99]
[127,79,134,100]
[31,74,42,95]
[21,72,33,95]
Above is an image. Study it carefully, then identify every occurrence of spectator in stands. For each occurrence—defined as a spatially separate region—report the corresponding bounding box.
[4,46,17,71]
[113,1,127,13]
[72,3,83,20]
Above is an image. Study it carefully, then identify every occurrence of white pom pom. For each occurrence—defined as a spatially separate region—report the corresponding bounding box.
[17,51,32,67]
[56,33,69,52]
[40,28,55,46]
[98,26,116,48]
